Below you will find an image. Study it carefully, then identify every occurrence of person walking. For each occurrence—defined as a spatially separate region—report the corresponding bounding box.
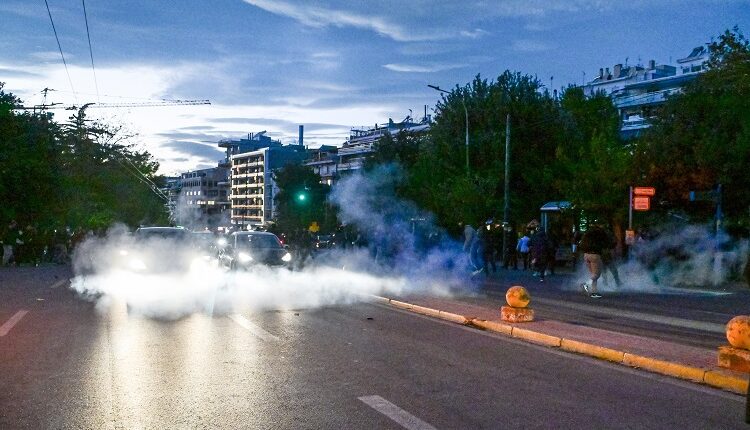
[479,223,496,274]
[463,224,479,271]
[579,224,610,298]
[529,223,552,282]
[2,220,21,266]
[601,228,622,287]
[517,231,531,270]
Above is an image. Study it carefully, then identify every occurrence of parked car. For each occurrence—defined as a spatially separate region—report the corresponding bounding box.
[219,231,292,269]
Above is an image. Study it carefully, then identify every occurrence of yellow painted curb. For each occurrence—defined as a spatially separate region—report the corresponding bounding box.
[389,300,413,310]
[370,296,391,305]
[438,310,472,325]
[704,371,748,395]
[512,327,561,347]
[471,318,513,335]
[560,339,625,363]
[409,304,443,319]
[623,353,706,383]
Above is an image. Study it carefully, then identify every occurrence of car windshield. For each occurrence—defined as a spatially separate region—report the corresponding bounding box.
[236,234,281,249]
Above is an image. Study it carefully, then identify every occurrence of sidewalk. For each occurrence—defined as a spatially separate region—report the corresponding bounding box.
[375,292,749,395]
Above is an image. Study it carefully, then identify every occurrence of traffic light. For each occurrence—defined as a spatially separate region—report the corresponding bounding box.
[296,191,308,203]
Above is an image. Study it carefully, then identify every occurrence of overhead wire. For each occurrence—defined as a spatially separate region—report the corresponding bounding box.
[44,0,77,103]
[81,0,100,103]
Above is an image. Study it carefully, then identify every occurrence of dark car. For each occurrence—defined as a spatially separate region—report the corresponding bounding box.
[116,226,197,273]
[220,231,292,269]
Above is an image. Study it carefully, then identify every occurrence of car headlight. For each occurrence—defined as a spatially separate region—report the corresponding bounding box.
[282,252,292,262]
[238,252,253,263]
[128,258,147,271]
[217,238,228,247]
[118,249,129,256]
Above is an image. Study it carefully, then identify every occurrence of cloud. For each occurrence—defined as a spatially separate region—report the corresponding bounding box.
[383,63,463,73]
[160,141,225,163]
[242,0,445,42]
[511,39,553,52]
[0,67,42,78]
[460,28,489,39]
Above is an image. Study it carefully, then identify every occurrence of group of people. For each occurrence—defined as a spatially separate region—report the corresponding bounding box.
[1,220,80,267]
[462,220,558,278]
[462,219,621,297]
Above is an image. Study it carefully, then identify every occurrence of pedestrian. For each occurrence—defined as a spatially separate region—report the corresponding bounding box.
[579,223,610,298]
[463,224,478,271]
[470,225,486,275]
[516,231,531,270]
[529,222,552,282]
[2,220,21,266]
[480,222,497,274]
[502,227,517,270]
[601,228,622,287]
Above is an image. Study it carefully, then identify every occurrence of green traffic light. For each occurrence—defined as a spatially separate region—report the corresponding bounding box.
[297,193,307,202]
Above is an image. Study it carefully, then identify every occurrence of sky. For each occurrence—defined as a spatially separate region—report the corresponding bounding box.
[1,0,747,175]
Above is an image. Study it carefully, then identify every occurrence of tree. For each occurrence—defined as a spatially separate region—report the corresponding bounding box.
[272,164,331,235]
[0,83,168,233]
[556,87,630,229]
[633,27,750,224]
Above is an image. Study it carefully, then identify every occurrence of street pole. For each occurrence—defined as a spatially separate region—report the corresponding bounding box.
[628,186,633,231]
[463,98,469,178]
[502,114,511,265]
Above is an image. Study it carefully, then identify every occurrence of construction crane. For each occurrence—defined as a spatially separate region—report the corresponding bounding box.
[19,99,211,112]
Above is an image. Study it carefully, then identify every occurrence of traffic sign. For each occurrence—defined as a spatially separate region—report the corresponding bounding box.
[633,196,650,211]
[308,221,320,233]
[634,187,656,196]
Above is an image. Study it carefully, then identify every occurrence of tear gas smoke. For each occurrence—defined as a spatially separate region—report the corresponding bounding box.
[570,224,748,293]
[70,165,473,319]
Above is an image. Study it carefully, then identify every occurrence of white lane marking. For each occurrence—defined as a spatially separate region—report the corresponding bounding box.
[0,310,29,337]
[359,395,438,430]
[50,279,68,289]
[532,297,726,333]
[229,314,279,342]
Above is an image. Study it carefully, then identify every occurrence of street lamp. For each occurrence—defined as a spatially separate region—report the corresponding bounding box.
[428,84,469,177]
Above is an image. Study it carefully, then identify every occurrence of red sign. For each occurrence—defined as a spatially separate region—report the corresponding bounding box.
[633,196,651,211]
[633,187,656,196]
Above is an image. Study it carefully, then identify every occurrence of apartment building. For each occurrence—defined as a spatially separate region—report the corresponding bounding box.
[583,44,709,138]
[230,145,306,228]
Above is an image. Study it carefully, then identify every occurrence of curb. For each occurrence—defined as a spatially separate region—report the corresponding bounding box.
[373,295,748,395]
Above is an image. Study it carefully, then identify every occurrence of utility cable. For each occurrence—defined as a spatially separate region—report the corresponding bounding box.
[44,0,77,103]
[81,0,100,103]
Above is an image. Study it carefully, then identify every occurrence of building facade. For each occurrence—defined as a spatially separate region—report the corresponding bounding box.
[583,45,709,138]
[305,114,431,185]
[176,166,230,229]
[229,144,306,228]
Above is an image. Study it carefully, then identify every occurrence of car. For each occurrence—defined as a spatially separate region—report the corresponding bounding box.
[219,231,292,269]
[114,226,200,273]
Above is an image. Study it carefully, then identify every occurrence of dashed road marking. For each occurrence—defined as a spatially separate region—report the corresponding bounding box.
[229,314,279,342]
[0,310,29,337]
[50,279,68,289]
[358,395,438,430]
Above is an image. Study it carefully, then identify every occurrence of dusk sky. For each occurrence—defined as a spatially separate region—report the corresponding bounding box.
[1,0,747,175]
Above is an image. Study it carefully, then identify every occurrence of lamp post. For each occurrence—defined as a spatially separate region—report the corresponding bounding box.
[428,84,469,177]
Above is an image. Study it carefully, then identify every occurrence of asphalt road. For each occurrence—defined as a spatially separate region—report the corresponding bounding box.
[0,266,746,429]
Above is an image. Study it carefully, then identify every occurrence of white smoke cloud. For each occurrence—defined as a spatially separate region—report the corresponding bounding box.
[571,224,749,293]
[70,166,474,319]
